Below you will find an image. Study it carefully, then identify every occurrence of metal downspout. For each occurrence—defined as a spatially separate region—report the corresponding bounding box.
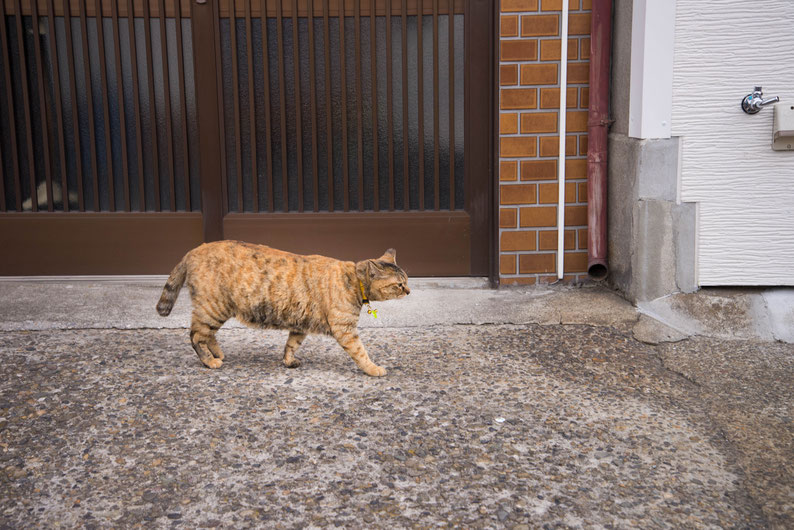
[586,0,613,280]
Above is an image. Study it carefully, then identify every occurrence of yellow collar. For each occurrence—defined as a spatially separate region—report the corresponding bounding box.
[359,281,377,318]
[359,280,369,304]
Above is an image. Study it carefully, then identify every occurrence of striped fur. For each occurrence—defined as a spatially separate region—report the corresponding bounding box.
[156,241,409,376]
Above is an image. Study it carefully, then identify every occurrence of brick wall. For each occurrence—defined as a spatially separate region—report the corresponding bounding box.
[499,0,591,285]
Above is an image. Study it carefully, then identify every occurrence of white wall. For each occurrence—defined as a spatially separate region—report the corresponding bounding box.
[672,0,794,285]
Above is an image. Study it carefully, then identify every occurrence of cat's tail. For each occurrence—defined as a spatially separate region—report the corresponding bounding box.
[156,258,188,317]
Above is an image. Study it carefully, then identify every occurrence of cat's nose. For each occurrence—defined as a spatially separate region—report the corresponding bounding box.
[405,286,411,295]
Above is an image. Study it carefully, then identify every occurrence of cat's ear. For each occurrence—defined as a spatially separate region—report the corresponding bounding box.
[355,259,380,282]
[378,248,397,264]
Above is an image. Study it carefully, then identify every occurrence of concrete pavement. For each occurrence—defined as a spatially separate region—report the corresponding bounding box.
[0,280,792,528]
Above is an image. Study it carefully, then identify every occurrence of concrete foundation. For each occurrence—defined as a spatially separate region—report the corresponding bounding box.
[606,0,697,303]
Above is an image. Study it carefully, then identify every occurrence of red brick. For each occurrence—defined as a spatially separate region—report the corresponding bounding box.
[501,113,519,134]
[500,64,518,86]
[520,112,557,133]
[567,62,590,84]
[500,160,518,182]
[579,134,588,155]
[540,87,578,109]
[501,137,538,157]
[520,159,556,180]
[500,255,517,275]
[538,229,575,250]
[577,182,587,202]
[500,208,518,228]
[539,38,579,61]
[520,14,559,37]
[538,182,576,204]
[501,88,538,110]
[500,40,539,62]
[580,37,591,60]
[568,13,591,35]
[539,135,577,157]
[501,230,538,251]
[580,87,589,109]
[519,253,556,274]
[541,0,579,10]
[501,184,537,205]
[566,159,587,178]
[501,277,538,286]
[564,205,587,226]
[565,111,589,132]
[563,251,588,273]
[501,15,519,37]
[520,63,558,86]
[578,228,588,249]
[502,0,539,11]
[520,206,557,227]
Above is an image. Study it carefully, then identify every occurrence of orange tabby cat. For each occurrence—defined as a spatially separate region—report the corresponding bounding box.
[156,241,409,376]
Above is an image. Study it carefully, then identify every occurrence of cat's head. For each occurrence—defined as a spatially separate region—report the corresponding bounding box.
[355,249,410,301]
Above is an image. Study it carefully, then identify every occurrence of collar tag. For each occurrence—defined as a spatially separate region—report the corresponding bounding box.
[359,281,378,318]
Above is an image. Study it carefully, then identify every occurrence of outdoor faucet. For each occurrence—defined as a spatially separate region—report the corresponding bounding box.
[741,86,780,114]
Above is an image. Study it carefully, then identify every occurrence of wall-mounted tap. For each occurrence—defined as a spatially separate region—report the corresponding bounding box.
[742,86,780,114]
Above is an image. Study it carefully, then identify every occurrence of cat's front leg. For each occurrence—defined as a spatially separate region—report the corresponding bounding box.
[331,326,386,377]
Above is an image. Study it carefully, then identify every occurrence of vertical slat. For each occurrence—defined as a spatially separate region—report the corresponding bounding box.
[0,141,5,211]
[30,0,55,211]
[191,0,224,240]
[174,0,191,210]
[62,0,84,210]
[400,0,408,209]
[1,0,22,211]
[448,0,454,210]
[92,0,113,212]
[127,0,145,211]
[291,0,303,211]
[353,0,363,211]
[417,0,424,210]
[385,0,393,210]
[13,0,38,212]
[79,0,100,211]
[369,0,378,211]
[110,0,130,211]
[158,0,176,210]
[276,0,289,211]
[432,0,439,210]
[260,1,274,212]
[308,0,319,212]
[229,0,243,211]
[338,0,348,211]
[46,0,69,211]
[245,0,258,211]
[322,0,333,211]
[143,0,161,211]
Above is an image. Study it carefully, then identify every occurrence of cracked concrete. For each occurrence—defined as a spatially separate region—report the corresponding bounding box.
[1,280,792,528]
[637,288,794,344]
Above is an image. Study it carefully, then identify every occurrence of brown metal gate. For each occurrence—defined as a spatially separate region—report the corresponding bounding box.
[0,0,494,276]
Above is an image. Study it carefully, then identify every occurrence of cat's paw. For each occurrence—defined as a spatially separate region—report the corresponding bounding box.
[366,365,387,377]
[284,358,302,368]
[203,358,223,369]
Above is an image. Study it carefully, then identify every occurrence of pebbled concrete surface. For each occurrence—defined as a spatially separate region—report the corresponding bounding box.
[1,324,792,528]
[0,281,792,528]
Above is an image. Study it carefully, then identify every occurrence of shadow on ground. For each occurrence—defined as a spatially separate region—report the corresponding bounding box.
[1,324,791,528]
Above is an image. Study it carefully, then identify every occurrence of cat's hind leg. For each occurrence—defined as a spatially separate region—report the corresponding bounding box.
[190,312,227,369]
[283,331,306,368]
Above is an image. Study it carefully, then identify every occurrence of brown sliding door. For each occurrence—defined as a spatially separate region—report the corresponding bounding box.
[0,0,494,276]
